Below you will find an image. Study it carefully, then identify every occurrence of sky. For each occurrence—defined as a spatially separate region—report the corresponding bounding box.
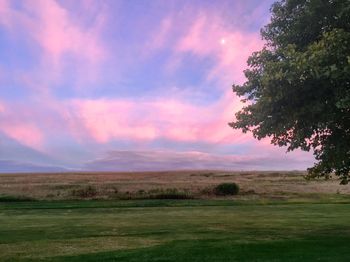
[0,0,315,172]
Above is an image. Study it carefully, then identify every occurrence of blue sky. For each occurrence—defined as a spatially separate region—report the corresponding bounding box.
[0,0,314,172]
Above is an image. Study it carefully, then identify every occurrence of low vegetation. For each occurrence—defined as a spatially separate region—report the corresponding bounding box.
[214,182,239,196]
[69,187,194,200]
[148,188,194,199]
[0,194,35,202]
[0,171,349,201]
[71,185,98,198]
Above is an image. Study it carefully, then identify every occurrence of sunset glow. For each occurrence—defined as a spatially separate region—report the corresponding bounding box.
[0,0,314,172]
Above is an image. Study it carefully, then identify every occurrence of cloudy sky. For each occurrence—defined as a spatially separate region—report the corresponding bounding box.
[0,0,314,172]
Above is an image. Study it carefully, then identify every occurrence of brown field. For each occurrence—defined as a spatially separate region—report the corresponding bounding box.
[0,170,349,201]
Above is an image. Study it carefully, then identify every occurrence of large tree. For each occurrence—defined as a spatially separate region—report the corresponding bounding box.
[230,0,350,183]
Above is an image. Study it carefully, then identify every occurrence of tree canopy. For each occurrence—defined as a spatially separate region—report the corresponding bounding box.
[230,0,350,183]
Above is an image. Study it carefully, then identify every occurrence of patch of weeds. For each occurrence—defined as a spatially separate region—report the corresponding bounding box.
[46,193,56,198]
[138,189,146,195]
[150,188,194,200]
[117,191,133,200]
[104,186,119,197]
[199,186,214,196]
[151,193,192,200]
[107,188,194,200]
[241,189,256,195]
[71,185,98,198]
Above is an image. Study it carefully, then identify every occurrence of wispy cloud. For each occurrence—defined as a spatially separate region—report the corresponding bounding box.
[143,17,173,57]
[70,96,249,144]
[0,0,107,89]
[174,12,263,86]
[42,1,105,65]
[0,0,314,170]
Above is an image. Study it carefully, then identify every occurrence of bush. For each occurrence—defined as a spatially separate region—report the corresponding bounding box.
[214,183,239,196]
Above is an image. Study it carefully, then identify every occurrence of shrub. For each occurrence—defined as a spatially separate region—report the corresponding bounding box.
[214,183,239,196]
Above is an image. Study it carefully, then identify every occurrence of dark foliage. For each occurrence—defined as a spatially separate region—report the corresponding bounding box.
[0,195,35,202]
[214,183,240,196]
[149,188,194,199]
[230,0,350,184]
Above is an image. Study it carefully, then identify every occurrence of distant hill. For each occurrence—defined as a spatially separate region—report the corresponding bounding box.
[0,132,70,173]
[0,160,68,173]
[83,150,311,172]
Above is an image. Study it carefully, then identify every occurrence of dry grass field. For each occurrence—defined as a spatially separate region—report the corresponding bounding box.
[0,171,349,201]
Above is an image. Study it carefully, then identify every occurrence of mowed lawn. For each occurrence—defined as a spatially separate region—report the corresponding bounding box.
[1,199,350,261]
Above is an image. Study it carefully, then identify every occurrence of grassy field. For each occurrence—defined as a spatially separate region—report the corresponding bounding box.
[0,171,350,261]
[0,171,349,200]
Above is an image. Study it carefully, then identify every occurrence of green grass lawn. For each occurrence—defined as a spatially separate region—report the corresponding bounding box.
[1,199,350,261]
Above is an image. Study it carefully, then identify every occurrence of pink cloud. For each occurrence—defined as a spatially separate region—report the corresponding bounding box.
[0,102,4,113]
[143,11,265,144]
[175,13,263,85]
[144,10,266,144]
[27,0,106,66]
[0,0,315,170]
[0,0,107,86]
[0,100,68,151]
[143,17,173,57]
[129,10,265,147]
[0,95,313,168]
[0,0,12,28]
[1,122,44,150]
[68,95,251,145]
[69,99,158,143]
[0,3,264,148]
